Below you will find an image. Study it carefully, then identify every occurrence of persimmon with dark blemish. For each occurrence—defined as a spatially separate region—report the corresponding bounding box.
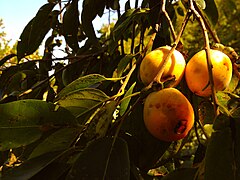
[143,88,194,141]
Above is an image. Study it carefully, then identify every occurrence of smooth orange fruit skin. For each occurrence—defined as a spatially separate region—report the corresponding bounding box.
[140,46,186,87]
[143,88,194,142]
[185,49,232,97]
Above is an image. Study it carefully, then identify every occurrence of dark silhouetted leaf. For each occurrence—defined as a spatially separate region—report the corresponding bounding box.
[17,3,56,60]
[231,107,240,119]
[62,0,79,52]
[0,99,76,151]
[107,0,120,10]
[0,54,16,66]
[122,102,171,171]
[1,151,62,180]
[162,168,198,180]
[234,118,240,179]
[66,137,130,180]
[81,0,105,47]
[205,114,234,180]
[203,0,218,27]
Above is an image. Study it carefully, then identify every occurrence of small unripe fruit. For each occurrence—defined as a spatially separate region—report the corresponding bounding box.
[143,88,194,141]
[140,46,186,87]
[185,49,232,97]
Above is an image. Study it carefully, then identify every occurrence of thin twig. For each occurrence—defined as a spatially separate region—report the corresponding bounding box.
[161,0,177,41]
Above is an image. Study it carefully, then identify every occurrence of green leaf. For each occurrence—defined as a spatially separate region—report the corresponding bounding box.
[120,82,136,116]
[84,101,117,139]
[62,0,79,52]
[198,100,215,124]
[29,127,79,159]
[57,74,119,100]
[205,114,234,180]
[66,137,130,180]
[195,0,206,9]
[114,54,134,78]
[17,3,56,60]
[162,168,198,180]
[203,0,219,27]
[0,99,76,151]
[216,91,231,115]
[57,88,109,120]
[1,151,62,180]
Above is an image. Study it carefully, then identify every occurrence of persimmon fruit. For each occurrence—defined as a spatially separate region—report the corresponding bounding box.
[143,88,194,141]
[140,46,186,87]
[185,49,232,97]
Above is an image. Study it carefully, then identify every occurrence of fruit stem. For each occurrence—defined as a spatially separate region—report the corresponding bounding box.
[151,9,191,86]
[189,0,219,119]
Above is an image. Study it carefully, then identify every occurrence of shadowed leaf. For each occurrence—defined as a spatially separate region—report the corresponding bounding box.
[0,99,76,151]
[66,137,130,180]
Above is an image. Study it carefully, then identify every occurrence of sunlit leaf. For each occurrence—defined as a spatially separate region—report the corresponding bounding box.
[66,137,130,180]
[120,82,136,116]
[57,74,120,100]
[57,88,109,120]
[113,54,134,78]
[195,0,206,9]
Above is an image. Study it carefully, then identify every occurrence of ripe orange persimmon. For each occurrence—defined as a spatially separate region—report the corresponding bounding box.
[185,49,232,97]
[143,88,194,141]
[140,46,186,87]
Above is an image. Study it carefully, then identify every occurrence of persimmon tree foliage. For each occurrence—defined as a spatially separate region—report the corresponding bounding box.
[0,0,240,179]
